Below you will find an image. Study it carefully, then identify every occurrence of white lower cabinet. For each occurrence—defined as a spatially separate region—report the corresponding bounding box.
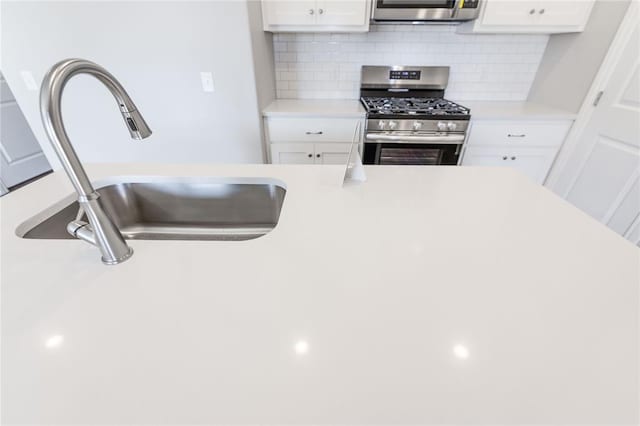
[461,119,573,184]
[265,114,362,165]
[463,146,558,184]
[270,142,351,165]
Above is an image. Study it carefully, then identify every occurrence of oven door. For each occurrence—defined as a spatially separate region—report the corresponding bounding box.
[363,133,463,165]
[373,0,480,21]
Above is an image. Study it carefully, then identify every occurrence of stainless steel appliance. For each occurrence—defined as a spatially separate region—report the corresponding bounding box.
[360,65,471,166]
[372,0,481,23]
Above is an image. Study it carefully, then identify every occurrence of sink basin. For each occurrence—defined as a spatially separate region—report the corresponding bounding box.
[17,179,286,241]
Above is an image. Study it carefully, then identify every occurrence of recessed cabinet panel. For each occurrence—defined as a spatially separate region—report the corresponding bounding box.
[270,143,315,164]
[262,0,370,32]
[314,143,352,165]
[467,121,572,148]
[266,117,360,143]
[536,0,592,27]
[458,0,594,33]
[482,0,540,26]
[316,0,368,26]
[263,0,316,26]
[462,146,557,184]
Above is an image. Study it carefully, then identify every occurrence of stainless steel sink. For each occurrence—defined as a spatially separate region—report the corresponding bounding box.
[18,180,286,241]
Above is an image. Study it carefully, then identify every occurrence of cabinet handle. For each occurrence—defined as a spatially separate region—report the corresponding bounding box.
[318,8,324,14]
[511,156,517,160]
[305,131,323,135]
[309,8,315,15]
[539,8,545,14]
[529,8,536,14]
[316,154,321,158]
[308,153,313,158]
[502,156,508,160]
[507,134,526,138]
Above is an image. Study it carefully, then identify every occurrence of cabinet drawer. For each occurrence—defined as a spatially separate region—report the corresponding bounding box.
[266,117,360,143]
[467,120,572,148]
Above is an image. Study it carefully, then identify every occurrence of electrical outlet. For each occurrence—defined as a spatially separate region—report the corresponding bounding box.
[200,72,214,93]
[20,71,38,91]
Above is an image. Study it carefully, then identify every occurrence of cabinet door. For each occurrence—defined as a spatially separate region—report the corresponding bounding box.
[262,0,317,26]
[481,0,539,26]
[316,0,368,26]
[270,143,314,164]
[535,0,593,27]
[314,143,352,165]
[462,146,557,184]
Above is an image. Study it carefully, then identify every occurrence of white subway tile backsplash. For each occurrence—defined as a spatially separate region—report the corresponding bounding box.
[273,25,548,101]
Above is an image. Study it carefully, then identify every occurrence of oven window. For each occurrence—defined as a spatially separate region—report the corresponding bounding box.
[379,147,444,165]
[363,142,461,165]
[377,0,454,8]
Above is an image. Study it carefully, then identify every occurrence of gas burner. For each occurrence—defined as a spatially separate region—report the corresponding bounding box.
[361,97,470,118]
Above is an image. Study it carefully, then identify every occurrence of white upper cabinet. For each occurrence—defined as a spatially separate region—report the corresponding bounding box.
[457,0,595,34]
[262,0,371,32]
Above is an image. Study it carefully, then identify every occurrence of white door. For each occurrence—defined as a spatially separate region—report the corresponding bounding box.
[0,74,50,193]
[270,143,314,164]
[481,0,539,26]
[314,142,351,165]
[262,0,317,26]
[316,0,368,26]
[463,146,556,184]
[535,0,593,27]
[547,4,640,244]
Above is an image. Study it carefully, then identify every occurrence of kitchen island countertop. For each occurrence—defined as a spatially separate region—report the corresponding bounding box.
[1,164,637,424]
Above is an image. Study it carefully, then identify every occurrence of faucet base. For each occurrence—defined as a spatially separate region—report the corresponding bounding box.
[102,246,134,265]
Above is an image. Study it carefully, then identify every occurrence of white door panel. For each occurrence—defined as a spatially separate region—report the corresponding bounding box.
[550,5,640,243]
[0,74,50,190]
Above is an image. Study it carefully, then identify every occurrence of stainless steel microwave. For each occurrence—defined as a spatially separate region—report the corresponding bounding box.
[372,0,481,23]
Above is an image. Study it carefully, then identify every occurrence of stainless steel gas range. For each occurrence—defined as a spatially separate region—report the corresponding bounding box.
[360,65,471,166]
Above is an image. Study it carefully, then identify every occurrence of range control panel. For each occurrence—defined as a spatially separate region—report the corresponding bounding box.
[389,70,421,80]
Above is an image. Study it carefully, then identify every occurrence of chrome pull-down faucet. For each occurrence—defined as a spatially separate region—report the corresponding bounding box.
[40,58,152,265]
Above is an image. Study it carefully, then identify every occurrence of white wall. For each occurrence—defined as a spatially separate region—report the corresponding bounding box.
[528,0,631,112]
[274,25,549,100]
[1,1,266,169]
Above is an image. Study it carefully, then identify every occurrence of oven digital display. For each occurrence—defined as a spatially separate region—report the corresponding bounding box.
[389,70,421,80]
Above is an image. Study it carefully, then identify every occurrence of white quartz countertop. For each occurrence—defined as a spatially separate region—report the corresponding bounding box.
[263,99,366,118]
[1,164,638,425]
[455,101,578,120]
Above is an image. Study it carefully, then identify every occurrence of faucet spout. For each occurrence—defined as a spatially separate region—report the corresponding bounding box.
[40,58,152,265]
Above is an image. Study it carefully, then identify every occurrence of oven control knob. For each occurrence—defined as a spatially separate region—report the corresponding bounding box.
[412,121,423,131]
[437,121,448,132]
[388,120,398,130]
[378,120,386,130]
[447,122,457,131]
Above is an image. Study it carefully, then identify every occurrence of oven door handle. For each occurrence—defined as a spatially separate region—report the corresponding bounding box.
[365,133,465,144]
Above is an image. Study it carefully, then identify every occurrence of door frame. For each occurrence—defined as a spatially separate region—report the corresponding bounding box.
[545,0,637,194]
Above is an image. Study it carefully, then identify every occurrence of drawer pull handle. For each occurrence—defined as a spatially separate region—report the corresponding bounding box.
[511,156,517,160]
[316,154,321,158]
[308,153,313,158]
[529,8,536,14]
[502,156,508,160]
[507,134,526,138]
[306,131,323,135]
